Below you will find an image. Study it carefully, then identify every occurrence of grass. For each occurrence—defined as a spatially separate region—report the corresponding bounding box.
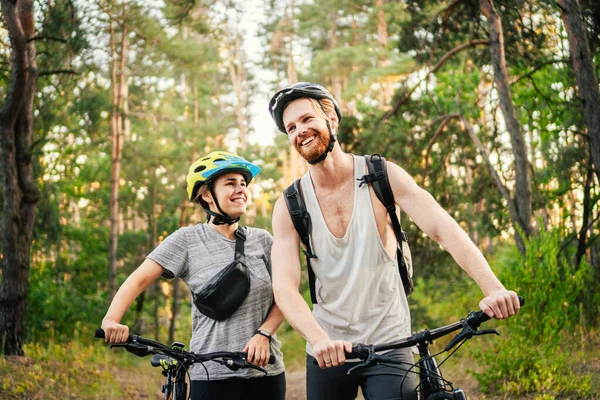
[0,339,161,400]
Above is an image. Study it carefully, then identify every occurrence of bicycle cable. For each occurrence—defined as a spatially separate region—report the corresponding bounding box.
[436,337,468,368]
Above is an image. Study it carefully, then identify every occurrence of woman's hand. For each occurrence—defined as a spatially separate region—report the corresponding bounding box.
[101,318,130,344]
[243,334,271,367]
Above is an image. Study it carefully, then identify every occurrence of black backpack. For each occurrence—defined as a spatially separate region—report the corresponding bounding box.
[283,154,414,304]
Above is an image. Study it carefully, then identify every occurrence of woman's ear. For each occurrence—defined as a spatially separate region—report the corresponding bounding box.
[201,190,213,205]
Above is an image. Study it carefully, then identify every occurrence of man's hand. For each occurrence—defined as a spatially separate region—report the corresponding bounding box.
[312,339,352,369]
[479,290,520,319]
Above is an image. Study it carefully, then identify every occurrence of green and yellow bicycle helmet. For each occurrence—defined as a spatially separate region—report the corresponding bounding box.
[186,151,261,202]
[186,151,260,225]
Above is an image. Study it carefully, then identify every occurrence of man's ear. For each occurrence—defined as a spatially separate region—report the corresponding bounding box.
[329,112,339,131]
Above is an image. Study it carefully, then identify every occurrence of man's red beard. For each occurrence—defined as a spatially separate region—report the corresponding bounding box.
[294,128,330,162]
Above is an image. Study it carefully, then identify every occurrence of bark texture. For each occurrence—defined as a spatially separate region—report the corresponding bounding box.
[0,0,40,356]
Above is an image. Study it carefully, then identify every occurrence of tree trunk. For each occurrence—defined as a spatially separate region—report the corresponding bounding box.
[376,0,393,106]
[0,0,40,356]
[287,0,297,83]
[132,290,146,333]
[150,183,161,341]
[480,0,533,244]
[559,0,600,184]
[576,163,594,267]
[327,11,344,109]
[168,201,188,343]
[108,20,127,300]
[227,32,248,149]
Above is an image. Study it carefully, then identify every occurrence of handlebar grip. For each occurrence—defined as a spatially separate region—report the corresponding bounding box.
[151,354,171,367]
[268,355,276,364]
[311,346,363,365]
[95,328,132,343]
[345,349,362,360]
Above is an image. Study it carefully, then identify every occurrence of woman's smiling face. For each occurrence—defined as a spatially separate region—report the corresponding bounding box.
[203,172,249,217]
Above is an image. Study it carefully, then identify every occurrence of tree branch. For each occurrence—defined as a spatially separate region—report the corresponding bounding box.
[168,0,196,25]
[380,39,489,123]
[511,58,569,85]
[422,113,523,232]
[422,115,456,182]
[38,69,79,77]
[427,0,464,65]
[27,34,67,43]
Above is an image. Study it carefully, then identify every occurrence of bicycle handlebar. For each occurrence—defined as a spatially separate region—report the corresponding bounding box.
[346,296,525,359]
[95,329,276,365]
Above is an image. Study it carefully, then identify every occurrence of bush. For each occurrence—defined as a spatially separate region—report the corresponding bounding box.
[472,228,595,398]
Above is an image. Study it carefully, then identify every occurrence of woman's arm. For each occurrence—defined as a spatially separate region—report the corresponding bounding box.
[258,302,285,336]
[101,258,165,343]
[243,229,286,367]
[243,302,285,367]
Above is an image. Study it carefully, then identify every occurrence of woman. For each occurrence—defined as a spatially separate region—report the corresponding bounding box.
[101,151,286,400]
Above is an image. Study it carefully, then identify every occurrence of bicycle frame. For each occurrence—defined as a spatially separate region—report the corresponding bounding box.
[151,353,190,400]
[416,341,465,400]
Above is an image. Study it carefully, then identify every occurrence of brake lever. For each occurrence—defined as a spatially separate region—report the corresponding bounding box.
[346,344,376,375]
[445,319,500,351]
[244,363,268,375]
[474,328,499,337]
[220,359,268,375]
[111,343,153,357]
[346,359,372,375]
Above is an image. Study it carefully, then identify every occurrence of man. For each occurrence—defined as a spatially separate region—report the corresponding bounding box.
[268,82,520,400]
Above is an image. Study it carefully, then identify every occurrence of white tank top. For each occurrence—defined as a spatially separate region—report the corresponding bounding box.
[301,155,411,355]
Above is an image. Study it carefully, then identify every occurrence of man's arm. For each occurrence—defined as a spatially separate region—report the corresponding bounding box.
[386,161,520,318]
[271,196,351,367]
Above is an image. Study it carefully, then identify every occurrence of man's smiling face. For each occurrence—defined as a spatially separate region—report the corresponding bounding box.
[282,98,333,162]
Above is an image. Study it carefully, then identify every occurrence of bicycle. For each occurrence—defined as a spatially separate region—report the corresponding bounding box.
[341,297,525,400]
[94,329,275,400]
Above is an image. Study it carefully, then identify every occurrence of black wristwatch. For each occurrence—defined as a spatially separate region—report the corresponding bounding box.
[255,329,272,342]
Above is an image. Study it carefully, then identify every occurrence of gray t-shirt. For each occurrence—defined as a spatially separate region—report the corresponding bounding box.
[147,223,285,381]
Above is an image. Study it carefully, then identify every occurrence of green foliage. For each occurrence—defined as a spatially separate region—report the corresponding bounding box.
[0,338,143,399]
[27,222,110,341]
[277,321,307,370]
[472,229,596,397]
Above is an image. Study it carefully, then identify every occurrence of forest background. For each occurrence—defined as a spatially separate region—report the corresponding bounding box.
[1,0,599,399]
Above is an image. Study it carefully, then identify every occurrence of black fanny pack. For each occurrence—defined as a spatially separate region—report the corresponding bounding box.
[192,228,251,321]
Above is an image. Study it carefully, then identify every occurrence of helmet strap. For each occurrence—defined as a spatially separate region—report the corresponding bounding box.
[307,120,336,165]
[204,184,239,225]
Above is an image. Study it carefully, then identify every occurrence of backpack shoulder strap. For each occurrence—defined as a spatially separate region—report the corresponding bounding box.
[362,155,407,242]
[361,154,413,296]
[283,179,319,304]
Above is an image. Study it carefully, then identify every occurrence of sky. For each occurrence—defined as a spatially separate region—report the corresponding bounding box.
[229,0,280,147]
